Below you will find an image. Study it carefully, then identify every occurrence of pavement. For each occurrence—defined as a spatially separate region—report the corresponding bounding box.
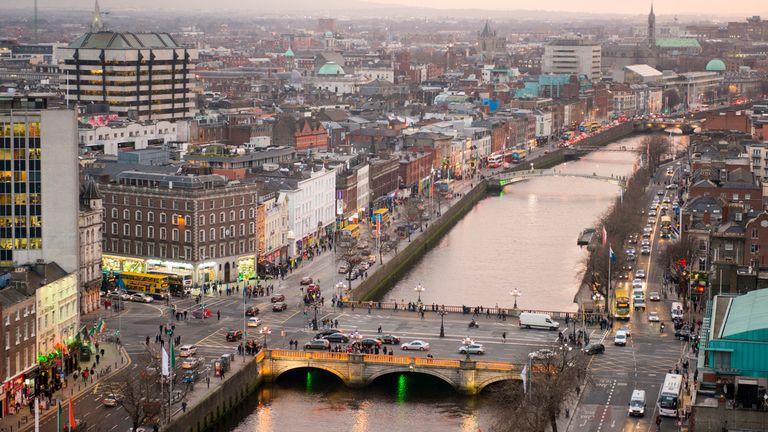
[565,159,692,432]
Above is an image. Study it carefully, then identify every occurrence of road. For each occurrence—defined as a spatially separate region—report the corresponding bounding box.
[567,160,689,432]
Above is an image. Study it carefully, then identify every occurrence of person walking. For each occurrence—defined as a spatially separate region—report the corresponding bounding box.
[502,332,507,343]
[217,310,221,320]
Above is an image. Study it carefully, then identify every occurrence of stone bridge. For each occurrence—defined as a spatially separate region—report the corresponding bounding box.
[258,349,522,395]
[488,168,627,190]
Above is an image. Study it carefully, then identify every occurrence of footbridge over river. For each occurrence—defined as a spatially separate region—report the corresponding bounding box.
[488,168,628,191]
[258,349,522,395]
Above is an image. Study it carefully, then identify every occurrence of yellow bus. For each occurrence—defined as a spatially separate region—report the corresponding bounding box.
[373,208,390,225]
[341,224,361,241]
[119,272,170,299]
[614,288,631,320]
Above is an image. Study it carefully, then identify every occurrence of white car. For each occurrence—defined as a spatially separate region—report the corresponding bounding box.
[649,292,661,301]
[131,293,154,303]
[179,344,197,357]
[648,312,660,322]
[401,340,430,351]
[635,269,646,279]
[632,278,644,289]
[247,317,263,328]
[666,184,678,190]
[614,331,628,346]
[458,344,486,355]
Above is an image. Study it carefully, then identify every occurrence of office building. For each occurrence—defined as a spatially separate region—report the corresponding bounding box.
[542,38,601,81]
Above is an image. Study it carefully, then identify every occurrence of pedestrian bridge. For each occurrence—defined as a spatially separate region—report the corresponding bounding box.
[256,349,522,395]
[489,169,627,190]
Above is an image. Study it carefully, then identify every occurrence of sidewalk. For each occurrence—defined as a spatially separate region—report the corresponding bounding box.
[0,337,129,432]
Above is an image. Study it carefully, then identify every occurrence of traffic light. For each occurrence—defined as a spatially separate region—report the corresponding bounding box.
[696,285,705,294]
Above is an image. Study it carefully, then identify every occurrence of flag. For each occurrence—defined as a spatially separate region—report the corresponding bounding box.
[57,401,62,432]
[170,339,176,369]
[520,364,528,394]
[601,226,607,246]
[609,246,617,263]
[68,398,76,431]
[161,347,170,376]
[99,320,107,334]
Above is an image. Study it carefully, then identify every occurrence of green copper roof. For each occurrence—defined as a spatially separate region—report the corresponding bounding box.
[721,289,768,341]
[706,58,726,72]
[318,62,345,76]
[285,47,295,57]
[655,38,701,49]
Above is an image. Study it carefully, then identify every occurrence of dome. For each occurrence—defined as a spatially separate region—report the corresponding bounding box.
[706,58,726,72]
[318,61,345,76]
[284,47,295,58]
[324,31,334,38]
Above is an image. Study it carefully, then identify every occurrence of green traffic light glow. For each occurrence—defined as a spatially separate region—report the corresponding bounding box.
[305,370,313,393]
[396,374,407,403]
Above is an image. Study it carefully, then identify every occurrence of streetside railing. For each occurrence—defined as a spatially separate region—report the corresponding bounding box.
[476,361,522,372]
[271,349,306,359]
[255,350,265,363]
[414,357,460,368]
[310,352,349,361]
[363,354,411,364]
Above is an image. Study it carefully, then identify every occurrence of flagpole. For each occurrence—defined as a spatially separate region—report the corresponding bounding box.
[34,397,39,432]
[57,401,61,432]
[607,243,612,317]
[169,338,174,423]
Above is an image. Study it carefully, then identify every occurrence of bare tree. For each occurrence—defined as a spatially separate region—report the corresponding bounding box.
[401,200,422,241]
[643,135,670,172]
[337,242,363,296]
[491,345,589,432]
[106,353,163,431]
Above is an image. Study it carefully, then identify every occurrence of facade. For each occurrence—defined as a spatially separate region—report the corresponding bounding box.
[368,156,400,208]
[542,38,601,81]
[79,120,179,156]
[78,177,102,314]
[58,32,199,121]
[398,151,434,191]
[99,171,261,284]
[0,98,80,274]
[259,192,288,264]
[35,270,78,372]
[272,116,329,152]
[0,281,36,417]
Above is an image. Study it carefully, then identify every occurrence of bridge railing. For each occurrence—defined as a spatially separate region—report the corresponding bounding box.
[414,358,460,368]
[255,350,265,363]
[364,354,411,364]
[271,349,306,359]
[311,352,349,361]
[476,361,522,372]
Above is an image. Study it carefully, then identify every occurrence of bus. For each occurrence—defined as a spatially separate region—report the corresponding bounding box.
[661,215,672,228]
[434,179,453,195]
[614,288,631,320]
[657,373,683,417]
[487,153,504,168]
[510,150,527,163]
[118,272,171,300]
[147,270,190,297]
[372,208,390,225]
[341,224,361,241]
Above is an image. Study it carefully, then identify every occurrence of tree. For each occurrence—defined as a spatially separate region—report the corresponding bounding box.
[491,344,589,432]
[643,135,670,172]
[401,200,423,241]
[337,241,362,295]
[106,351,164,431]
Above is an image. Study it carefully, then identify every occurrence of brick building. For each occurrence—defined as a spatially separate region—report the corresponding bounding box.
[0,279,35,416]
[399,152,434,191]
[272,115,328,152]
[369,156,400,208]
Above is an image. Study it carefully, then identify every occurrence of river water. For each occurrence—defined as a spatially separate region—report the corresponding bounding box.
[229,136,643,431]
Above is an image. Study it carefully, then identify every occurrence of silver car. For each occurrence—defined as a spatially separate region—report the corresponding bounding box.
[459,343,486,355]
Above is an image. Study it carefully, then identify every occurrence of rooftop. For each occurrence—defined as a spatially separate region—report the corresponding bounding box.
[67,32,182,50]
[655,38,702,49]
[720,289,768,341]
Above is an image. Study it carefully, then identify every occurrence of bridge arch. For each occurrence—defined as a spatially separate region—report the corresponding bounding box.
[475,374,520,393]
[272,364,349,385]
[366,367,459,391]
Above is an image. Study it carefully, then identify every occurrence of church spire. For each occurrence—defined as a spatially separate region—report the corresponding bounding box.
[648,2,656,48]
[91,0,104,32]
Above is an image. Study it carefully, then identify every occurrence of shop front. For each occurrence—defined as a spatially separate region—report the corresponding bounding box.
[2,373,33,416]
[195,262,217,286]
[145,259,194,280]
[237,256,256,282]
[102,255,145,273]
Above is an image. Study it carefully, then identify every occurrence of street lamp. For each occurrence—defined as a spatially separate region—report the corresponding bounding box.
[530,162,534,173]
[259,326,271,350]
[414,283,424,303]
[510,288,521,309]
[439,309,447,338]
[312,304,319,331]
[336,281,345,304]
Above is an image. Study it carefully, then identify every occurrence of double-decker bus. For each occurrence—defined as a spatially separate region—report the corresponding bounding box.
[614,288,631,320]
[657,373,683,417]
[487,153,504,168]
[147,270,190,297]
[510,149,527,163]
[341,224,361,241]
[118,272,170,300]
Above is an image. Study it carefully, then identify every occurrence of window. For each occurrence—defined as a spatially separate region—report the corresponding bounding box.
[135,210,142,221]
[220,227,226,239]
[159,213,166,224]
[239,240,245,254]
[199,247,206,258]
[725,242,734,251]
[220,212,226,224]
[210,213,216,224]
[249,222,255,235]
[172,228,179,241]
[159,245,166,258]
[199,215,206,226]
[199,230,205,242]
[123,209,130,220]
[135,242,143,256]
[220,244,226,257]
[712,351,731,369]
[699,240,707,251]
[699,257,707,272]
[122,240,130,254]
[746,194,751,201]
[15,310,19,321]
[752,244,760,253]
[171,214,179,225]
[111,222,118,235]
[147,226,154,238]
[111,208,118,218]
[753,229,759,239]
[184,246,191,260]
[209,245,216,259]
[229,242,235,255]
[185,216,191,226]
[249,208,255,219]
[123,224,130,236]
[239,224,245,236]
[159,227,166,240]
[733,193,739,201]
[184,230,191,243]
[239,209,245,220]
[148,211,154,223]
[135,225,142,237]
[147,243,155,256]
[229,211,235,222]
[210,228,215,241]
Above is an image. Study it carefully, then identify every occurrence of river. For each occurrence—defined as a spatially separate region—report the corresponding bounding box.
[229,136,643,431]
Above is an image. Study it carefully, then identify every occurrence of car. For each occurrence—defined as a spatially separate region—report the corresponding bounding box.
[247,317,263,328]
[625,247,636,255]
[323,333,350,343]
[635,269,646,279]
[102,394,121,407]
[245,306,259,317]
[675,327,692,341]
[181,357,202,370]
[618,272,630,280]
[647,217,656,224]
[379,335,400,344]
[367,255,377,264]
[627,253,637,261]
[648,210,657,217]
[619,325,631,337]
[649,292,661,301]
[662,197,671,204]
[648,311,660,322]
[315,329,341,338]
[338,264,349,274]
[645,224,654,232]
[300,277,313,285]
[355,338,383,349]
[632,278,644,289]
[131,293,154,303]
[191,308,212,319]
[179,345,197,357]
[656,190,665,196]
[304,339,331,350]
[459,343,486,355]
[306,284,321,295]
[622,264,634,272]
[181,369,199,383]
[272,302,287,312]
[614,331,628,346]
[582,343,605,355]
[666,183,678,190]
[270,294,285,303]
[358,262,370,271]
[642,232,651,239]
[528,348,555,360]
[641,246,651,255]
[345,270,360,281]
[666,167,674,175]
[641,239,651,247]
[401,340,430,351]
[226,330,243,342]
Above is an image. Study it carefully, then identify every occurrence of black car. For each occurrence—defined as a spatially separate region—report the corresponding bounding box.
[226,330,243,342]
[380,335,400,344]
[323,333,350,343]
[245,306,259,317]
[675,327,692,341]
[354,338,382,349]
[315,329,339,339]
[270,294,285,303]
[582,343,605,355]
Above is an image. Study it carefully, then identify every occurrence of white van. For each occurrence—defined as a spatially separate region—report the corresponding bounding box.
[628,389,646,416]
[519,312,560,331]
[671,302,684,319]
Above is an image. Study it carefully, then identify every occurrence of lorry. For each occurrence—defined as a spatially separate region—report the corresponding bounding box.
[519,312,560,330]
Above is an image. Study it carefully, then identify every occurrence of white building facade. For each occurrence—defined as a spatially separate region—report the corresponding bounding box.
[283,168,336,258]
[79,120,179,155]
[542,38,602,81]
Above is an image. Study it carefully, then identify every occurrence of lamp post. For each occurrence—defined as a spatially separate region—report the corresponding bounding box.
[439,309,447,338]
[510,288,521,309]
[336,281,345,304]
[312,304,319,331]
[414,283,424,304]
[259,326,271,350]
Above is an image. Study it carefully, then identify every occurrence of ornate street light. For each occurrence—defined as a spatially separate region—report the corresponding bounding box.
[259,326,271,350]
[414,283,424,303]
[510,288,521,309]
[439,309,447,338]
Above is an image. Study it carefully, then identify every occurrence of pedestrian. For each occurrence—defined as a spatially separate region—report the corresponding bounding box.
[378,325,382,334]
[182,402,187,413]
[207,376,210,388]
[502,332,506,343]
[217,310,221,320]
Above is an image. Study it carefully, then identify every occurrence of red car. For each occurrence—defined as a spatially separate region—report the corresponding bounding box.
[270,294,285,303]
[300,277,313,285]
[191,308,212,319]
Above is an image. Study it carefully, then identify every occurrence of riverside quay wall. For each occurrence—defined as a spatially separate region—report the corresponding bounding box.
[353,182,488,301]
